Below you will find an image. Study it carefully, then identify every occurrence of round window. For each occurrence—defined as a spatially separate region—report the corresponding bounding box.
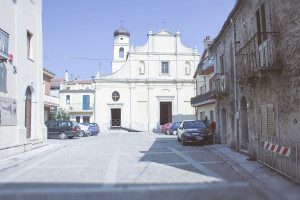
[112,91,120,102]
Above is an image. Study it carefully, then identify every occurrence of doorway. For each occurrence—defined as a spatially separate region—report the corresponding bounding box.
[25,87,32,139]
[240,97,249,152]
[111,108,121,127]
[160,102,172,125]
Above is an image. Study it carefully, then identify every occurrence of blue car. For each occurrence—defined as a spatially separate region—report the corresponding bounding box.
[166,122,182,135]
[89,123,100,135]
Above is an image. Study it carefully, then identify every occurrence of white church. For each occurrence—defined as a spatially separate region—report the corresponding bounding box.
[93,27,200,131]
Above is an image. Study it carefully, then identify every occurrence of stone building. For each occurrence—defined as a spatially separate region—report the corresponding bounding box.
[209,0,300,158]
[0,0,46,158]
[191,36,216,123]
[94,27,200,131]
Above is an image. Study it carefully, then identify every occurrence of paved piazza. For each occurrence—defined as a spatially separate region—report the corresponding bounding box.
[0,132,269,200]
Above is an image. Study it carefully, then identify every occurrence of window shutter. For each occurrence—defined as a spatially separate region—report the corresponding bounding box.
[266,104,275,136]
[260,105,267,134]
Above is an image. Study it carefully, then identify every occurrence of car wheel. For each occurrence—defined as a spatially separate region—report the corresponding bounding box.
[68,136,74,139]
[79,131,84,137]
[59,132,67,140]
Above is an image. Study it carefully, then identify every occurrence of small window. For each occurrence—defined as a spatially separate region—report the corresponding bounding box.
[67,87,70,90]
[66,95,70,104]
[112,91,120,102]
[120,38,123,40]
[119,47,124,58]
[27,31,33,58]
[161,62,169,74]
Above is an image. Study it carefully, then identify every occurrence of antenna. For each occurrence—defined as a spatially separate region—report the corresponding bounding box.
[120,20,124,27]
[161,21,167,29]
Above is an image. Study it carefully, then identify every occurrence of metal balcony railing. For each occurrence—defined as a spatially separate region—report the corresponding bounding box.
[66,103,94,112]
[191,91,213,106]
[209,73,229,97]
[111,119,121,127]
[236,32,279,80]
[0,28,9,62]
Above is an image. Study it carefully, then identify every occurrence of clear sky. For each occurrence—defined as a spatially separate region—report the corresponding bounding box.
[42,0,236,80]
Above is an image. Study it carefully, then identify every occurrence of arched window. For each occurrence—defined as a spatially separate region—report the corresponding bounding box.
[119,47,124,58]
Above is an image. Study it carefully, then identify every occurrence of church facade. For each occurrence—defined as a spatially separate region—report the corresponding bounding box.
[94,28,200,131]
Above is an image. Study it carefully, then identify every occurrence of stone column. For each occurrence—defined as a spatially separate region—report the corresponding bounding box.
[130,84,136,129]
[148,85,155,131]
[176,84,183,122]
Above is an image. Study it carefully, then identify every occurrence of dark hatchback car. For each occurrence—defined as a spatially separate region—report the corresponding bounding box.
[166,122,181,135]
[45,120,81,139]
[177,120,213,145]
[89,123,100,135]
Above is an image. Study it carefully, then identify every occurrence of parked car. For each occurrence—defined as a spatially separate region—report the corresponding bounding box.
[177,120,213,146]
[161,122,172,133]
[45,120,81,139]
[79,123,92,137]
[89,123,100,135]
[166,122,182,135]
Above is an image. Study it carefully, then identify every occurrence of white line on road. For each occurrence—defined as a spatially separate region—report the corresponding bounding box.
[168,147,224,182]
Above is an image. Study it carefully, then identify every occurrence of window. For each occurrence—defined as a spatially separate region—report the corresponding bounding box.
[161,62,169,74]
[83,116,90,123]
[220,53,224,75]
[112,91,120,102]
[119,47,124,58]
[260,104,275,135]
[200,111,205,121]
[67,87,70,90]
[256,3,267,46]
[76,116,80,123]
[82,95,90,110]
[27,31,33,58]
[66,95,70,104]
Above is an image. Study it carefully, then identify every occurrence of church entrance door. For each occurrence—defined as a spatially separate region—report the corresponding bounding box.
[160,102,172,125]
[111,108,121,127]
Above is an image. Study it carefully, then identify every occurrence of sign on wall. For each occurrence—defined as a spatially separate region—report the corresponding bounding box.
[0,97,17,126]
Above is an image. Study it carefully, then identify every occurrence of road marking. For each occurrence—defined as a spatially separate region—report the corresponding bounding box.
[102,132,123,186]
[168,147,224,182]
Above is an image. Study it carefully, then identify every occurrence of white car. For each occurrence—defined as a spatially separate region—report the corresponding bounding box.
[78,123,92,137]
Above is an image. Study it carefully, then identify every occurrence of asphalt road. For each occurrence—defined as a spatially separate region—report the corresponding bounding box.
[0,131,269,200]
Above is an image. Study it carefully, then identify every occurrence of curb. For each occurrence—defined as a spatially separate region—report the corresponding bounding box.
[0,144,66,172]
[204,145,284,200]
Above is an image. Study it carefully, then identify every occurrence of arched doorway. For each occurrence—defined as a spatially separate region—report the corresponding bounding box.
[25,87,32,139]
[240,97,249,151]
[221,108,227,144]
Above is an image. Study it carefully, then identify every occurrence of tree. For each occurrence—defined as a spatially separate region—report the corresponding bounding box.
[50,108,70,121]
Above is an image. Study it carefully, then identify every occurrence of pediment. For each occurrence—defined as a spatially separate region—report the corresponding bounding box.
[155,29,175,36]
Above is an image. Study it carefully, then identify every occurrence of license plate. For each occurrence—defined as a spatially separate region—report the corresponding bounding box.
[195,136,203,140]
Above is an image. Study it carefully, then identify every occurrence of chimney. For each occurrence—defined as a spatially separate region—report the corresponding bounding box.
[204,36,213,49]
[65,70,69,82]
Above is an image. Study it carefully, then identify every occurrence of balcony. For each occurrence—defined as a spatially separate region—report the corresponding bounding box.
[44,95,60,107]
[0,28,9,62]
[66,103,94,113]
[191,91,214,107]
[236,32,279,82]
[209,73,229,98]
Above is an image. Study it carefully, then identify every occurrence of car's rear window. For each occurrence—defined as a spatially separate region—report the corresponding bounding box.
[183,121,206,129]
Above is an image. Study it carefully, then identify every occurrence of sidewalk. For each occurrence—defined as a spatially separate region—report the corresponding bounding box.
[205,144,300,200]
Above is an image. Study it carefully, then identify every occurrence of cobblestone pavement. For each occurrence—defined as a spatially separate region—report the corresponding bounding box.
[0,131,289,200]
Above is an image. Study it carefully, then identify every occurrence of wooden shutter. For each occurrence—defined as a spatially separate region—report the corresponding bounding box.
[266,104,275,136]
[260,105,267,134]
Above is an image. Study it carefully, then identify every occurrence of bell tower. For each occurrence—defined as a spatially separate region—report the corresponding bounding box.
[112,27,130,73]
